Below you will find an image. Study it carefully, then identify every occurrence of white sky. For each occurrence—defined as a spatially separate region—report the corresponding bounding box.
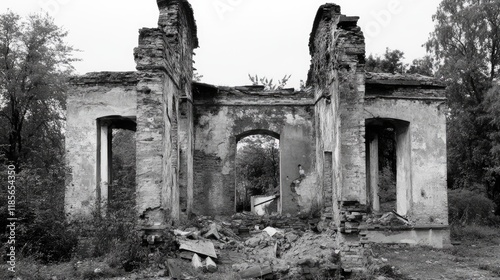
[1,0,440,89]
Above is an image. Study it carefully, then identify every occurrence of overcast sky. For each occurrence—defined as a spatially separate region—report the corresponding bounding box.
[2,0,440,88]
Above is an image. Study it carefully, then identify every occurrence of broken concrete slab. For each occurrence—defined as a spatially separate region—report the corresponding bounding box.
[262,226,282,237]
[203,223,221,240]
[239,265,273,279]
[179,239,217,259]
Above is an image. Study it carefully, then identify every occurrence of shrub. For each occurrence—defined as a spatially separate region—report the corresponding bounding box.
[0,163,78,263]
[450,224,500,242]
[448,189,498,225]
[70,182,150,271]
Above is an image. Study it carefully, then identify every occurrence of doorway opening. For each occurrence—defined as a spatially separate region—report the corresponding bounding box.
[366,118,411,215]
[96,116,136,214]
[235,132,280,215]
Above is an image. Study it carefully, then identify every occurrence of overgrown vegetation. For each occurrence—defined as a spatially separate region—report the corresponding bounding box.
[427,0,500,214]
[0,10,77,265]
[448,189,500,242]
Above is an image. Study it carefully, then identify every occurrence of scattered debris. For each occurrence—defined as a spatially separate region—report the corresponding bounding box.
[262,226,282,237]
[239,265,273,279]
[191,254,203,271]
[203,223,221,240]
[178,239,217,259]
[166,259,182,279]
[167,213,342,278]
[205,257,217,273]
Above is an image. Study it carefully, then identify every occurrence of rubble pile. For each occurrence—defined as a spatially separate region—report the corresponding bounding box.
[148,212,342,279]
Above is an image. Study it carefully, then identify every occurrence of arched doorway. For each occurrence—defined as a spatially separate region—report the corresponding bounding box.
[235,129,280,215]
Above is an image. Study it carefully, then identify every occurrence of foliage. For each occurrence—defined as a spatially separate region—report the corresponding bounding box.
[366,48,435,76]
[71,202,148,271]
[0,11,77,165]
[0,11,78,263]
[236,135,279,211]
[193,70,203,82]
[366,48,406,74]
[426,0,500,212]
[366,47,435,76]
[407,55,435,76]
[248,74,291,91]
[448,189,498,226]
[0,162,76,263]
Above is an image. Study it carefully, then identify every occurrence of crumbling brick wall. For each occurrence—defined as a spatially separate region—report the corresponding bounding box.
[307,4,369,273]
[133,0,198,224]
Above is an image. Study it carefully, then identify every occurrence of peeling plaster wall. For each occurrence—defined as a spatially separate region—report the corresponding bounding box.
[193,89,315,216]
[65,72,138,217]
[364,97,448,225]
[179,100,194,215]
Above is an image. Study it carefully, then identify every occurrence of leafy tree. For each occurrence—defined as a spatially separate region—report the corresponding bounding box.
[366,48,435,76]
[0,12,78,262]
[0,11,77,166]
[366,48,406,73]
[407,55,435,76]
[236,135,279,211]
[426,0,500,211]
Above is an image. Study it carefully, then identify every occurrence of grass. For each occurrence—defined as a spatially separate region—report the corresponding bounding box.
[479,264,500,276]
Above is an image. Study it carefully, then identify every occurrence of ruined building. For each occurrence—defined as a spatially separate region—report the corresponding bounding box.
[65,0,450,261]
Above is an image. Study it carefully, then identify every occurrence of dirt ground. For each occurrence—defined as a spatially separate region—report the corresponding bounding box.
[372,236,500,280]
